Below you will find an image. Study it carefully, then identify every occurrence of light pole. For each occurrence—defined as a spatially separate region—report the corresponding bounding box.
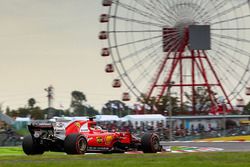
[44,85,54,119]
[166,81,174,141]
[222,102,226,136]
[218,96,226,136]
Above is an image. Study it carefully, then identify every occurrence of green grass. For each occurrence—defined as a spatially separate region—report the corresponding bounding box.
[0,147,23,156]
[0,147,250,167]
[0,147,64,156]
[15,129,29,136]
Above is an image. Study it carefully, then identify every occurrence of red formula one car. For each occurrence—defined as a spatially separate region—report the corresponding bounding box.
[22,118,162,155]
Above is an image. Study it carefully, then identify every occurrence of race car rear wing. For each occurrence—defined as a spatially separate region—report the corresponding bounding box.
[27,121,55,140]
[28,121,54,134]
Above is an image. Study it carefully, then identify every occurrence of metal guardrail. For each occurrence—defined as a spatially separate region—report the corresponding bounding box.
[0,131,22,146]
[0,113,14,125]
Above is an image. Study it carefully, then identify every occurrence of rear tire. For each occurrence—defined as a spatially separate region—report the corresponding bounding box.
[64,134,87,154]
[141,133,161,153]
[22,135,44,155]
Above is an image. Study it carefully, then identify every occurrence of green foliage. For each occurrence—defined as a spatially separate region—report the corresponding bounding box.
[0,151,250,167]
[71,90,87,107]
[43,108,65,119]
[27,98,36,108]
[6,107,44,120]
[184,86,214,114]
[70,90,99,117]
[15,129,29,136]
[71,105,99,117]
[101,100,132,117]
[140,94,180,115]
[243,101,250,115]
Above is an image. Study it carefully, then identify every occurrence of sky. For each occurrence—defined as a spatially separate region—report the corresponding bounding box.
[0,0,250,112]
[0,0,121,111]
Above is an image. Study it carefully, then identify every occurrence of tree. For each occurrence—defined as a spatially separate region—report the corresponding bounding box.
[243,101,250,115]
[5,106,11,115]
[139,94,180,115]
[184,86,214,114]
[30,107,43,119]
[43,107,65,119]
[156,95,180,115]
[6,106,44,119]
[71,91,86,107]
[70,90,99,116]
[0,102,5,113]
[28,98,36,108]
[86,106,99,117]
[101,100,131,117]
[70,90,87,116]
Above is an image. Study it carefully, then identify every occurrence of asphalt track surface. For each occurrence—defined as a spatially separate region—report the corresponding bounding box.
[161,141,250,152]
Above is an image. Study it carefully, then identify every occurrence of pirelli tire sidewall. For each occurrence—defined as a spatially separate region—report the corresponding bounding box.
[64,134,87,155]
[22,135,44,155]
[141,133,161,153]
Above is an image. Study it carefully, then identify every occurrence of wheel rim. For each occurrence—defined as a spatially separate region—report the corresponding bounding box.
[151,136,160,151]
[77,137,87,153]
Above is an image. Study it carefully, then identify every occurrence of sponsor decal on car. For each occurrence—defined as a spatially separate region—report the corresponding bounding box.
[105,135,113,145]
[87,137,93,142]
[96,137,103,144]
[88,147,110,151]
[75,122,81,128]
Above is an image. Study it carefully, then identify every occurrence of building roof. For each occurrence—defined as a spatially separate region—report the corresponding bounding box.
[95,115,120,121]
[123,114,165,122]
[171,115,250,119]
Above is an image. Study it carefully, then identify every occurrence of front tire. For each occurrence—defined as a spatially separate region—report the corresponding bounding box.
[141,133,161,153]
[22,135,44,155]
[64,134,87,154]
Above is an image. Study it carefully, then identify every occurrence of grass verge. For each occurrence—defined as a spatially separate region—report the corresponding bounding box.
[0,147,249,167]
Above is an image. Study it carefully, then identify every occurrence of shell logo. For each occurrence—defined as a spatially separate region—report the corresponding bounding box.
[75,122,81,128]
[105,135,113,145]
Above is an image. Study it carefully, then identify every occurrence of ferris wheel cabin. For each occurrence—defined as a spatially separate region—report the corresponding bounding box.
[101,48,110,57]
[246,87,250,95]
[236,98,245,108]
[122,92,130,101]
[100,14,109,23]
[102,0,112,6]
[112,79,121,88]
[99,31,108,40]
[105,64,114,73]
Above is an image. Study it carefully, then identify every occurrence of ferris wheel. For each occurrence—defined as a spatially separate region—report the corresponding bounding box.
[99,0,250,114]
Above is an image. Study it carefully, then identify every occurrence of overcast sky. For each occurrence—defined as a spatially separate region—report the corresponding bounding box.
[0,0,122,110]
[1,0,250,112]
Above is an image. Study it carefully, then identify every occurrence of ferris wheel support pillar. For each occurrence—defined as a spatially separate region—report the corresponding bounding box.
[180,55,184,112]
[202,51,234,111]
[196,50,217,110]
[191,50,196,115]
[147,51,171,99]
[157,29,189,103]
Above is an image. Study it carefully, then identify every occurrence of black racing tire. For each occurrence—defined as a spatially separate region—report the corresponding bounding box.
[22,135,44,155]
[141,133,161,153]
[64,134,87,155]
